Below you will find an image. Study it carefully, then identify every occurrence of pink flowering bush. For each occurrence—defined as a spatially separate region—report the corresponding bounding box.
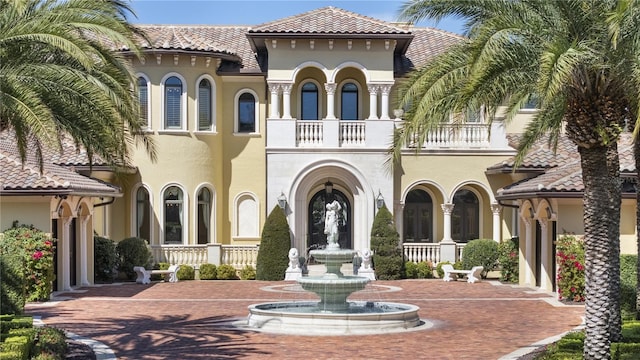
[556,235,585,302]
[1,222,56,303]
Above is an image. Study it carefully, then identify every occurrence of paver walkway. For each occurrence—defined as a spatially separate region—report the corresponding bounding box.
[25,279,584,360]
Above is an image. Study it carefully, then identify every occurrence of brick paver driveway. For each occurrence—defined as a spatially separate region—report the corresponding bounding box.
[25,279,584,360]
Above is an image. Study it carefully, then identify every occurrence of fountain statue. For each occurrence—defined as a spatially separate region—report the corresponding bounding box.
[243,200,425,335]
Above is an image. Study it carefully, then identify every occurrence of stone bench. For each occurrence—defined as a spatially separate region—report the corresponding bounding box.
[134,264,180,284]
[442,264,483,283]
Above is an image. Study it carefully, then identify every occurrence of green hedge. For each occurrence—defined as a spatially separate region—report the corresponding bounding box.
[370,206,404,280]
[217,265,239,280]
[177,265,195,280]
[256,206,291,281]
[199,264,217,280]
[116,237,152,280]
[620,255,637,319]
[461,239,498,278]
[94,235,117,283]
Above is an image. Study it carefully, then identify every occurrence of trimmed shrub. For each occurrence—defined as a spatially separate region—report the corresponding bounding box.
[239,265,256,280]
[556,235,585,302]
[199,264,217,280]
[405,262,418,279]
[31,326,67,359]
[94,235,117,283]
[620,255,637,319]
[177,265,195,280]
[416,261,434,279]
[370,206,404,280]
[151,262,170,281]
[497,237,519,283]
[0,254,25,315]
[217,265,239,280]
[256,206,291,281]
[435,261,451,279]
[116,237,152,280]
[461,239,498,278]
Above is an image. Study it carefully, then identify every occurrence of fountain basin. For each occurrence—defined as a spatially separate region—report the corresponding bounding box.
[246,301,423,335]
[298,274,369,311]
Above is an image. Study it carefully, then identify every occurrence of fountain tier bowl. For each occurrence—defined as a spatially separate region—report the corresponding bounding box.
[246,301,423,335]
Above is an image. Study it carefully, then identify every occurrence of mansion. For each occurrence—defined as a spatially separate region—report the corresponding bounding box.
[1,7,637,294]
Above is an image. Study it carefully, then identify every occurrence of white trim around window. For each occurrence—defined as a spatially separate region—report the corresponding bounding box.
[160,183,188,244]
[131,183,154,244]
[193,184,216,244]
[234,89,260,135]
[136,73,152,131]
[160,72,188,131]
[336,79,363,120]
[297,79,324,120]
[195,74,217,133]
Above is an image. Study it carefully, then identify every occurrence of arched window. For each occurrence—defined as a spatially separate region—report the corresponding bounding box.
[452,189,479,242]
[403,189,433,242]
[301,82,319,120]
[137,76,149,129]
[164,186,184,243]
[136,187,150,241]
[237,92,256,133]
[197,188,211,244]
[198,78,212,131]
[341,82,358,120]
[164,76,183,129]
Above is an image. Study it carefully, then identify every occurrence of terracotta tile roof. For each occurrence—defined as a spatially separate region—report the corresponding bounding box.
[495,133,635,199]
[401,28,465,71]
[133,25,260,71]
[0,131,120,196]
[249,7,411,34]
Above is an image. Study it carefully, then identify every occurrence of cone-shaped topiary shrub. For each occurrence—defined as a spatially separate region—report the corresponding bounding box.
[370,205,404,280]
[256,206,292,280]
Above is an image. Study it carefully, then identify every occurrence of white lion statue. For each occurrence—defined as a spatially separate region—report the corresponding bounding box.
[361,248,373,270]
[288,248,300,270]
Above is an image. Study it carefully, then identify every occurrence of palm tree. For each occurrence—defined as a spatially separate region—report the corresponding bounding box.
[395,1,640,358]
[0,0,155,170]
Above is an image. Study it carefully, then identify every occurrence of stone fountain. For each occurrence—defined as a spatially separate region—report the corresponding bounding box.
[243,201,426,335]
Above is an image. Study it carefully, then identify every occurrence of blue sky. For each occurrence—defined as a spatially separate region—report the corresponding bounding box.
[128,0,465,35]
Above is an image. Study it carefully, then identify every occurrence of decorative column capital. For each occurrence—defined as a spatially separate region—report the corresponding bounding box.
[367,84,380,95]
[280,83,292,94]
[379,84,392,96]
[441,203,455,214]
[490,203,502,215]
[324,83,336,95]
[267,82,281,93]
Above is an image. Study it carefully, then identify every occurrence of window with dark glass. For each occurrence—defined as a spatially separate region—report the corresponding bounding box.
[451,189,479,242]
[164,76,182,129]
[403,189,433,242]
[238,92,255,133]
[198,79,212,131]
[138,77,148,127]
[164,186,183,243]
[197,188,211,244]
[341,83,358,120]
[136,187,150,241]
[301,82,319,120]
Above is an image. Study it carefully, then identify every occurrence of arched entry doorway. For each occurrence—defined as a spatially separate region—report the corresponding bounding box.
[308,188,351,250]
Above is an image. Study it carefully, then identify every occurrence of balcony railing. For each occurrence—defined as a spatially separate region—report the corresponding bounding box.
[409,124,490,149]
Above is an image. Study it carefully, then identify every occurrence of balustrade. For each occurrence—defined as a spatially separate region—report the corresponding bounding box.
[403,243,441,264]
[221,245,259,270]
[150,244,208,266]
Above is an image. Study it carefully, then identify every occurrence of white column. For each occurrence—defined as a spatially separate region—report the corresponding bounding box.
[268,82,280,119]
[367,85,379,120]
[281,83,292,119]
[79,215,90,286]
[441,203,455,242]
[524,216,534,286]
[539,218,550,291]
[61,217,73,291]
[379,84,392,120]
[491,203,502,242]
[325,83,336,119]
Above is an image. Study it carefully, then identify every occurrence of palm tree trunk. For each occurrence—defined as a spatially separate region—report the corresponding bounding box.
[606,142,621,342]
[581,145,615,359]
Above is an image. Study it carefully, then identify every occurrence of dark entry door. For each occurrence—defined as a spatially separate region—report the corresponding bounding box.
[70,218,77,287]
[308,189,351,251]
[51,219,58,292]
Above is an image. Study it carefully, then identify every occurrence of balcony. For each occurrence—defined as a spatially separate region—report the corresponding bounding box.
[266,118,511,151]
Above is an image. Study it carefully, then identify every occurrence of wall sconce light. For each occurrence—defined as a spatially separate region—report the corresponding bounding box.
[57,206,64,217]
[376,190,385,209]
[277,192,287,209]
[324,179,333,194]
